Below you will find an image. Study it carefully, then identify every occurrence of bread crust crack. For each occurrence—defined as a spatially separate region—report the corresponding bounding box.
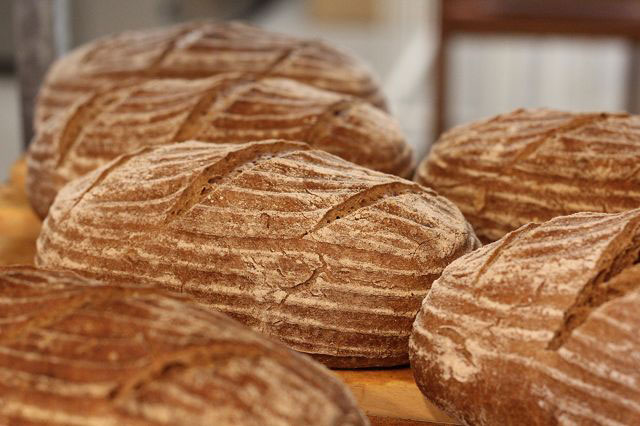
[172,78,254,141]
[547,228,640,350]
[303,181,428,236]
[164,140,308,223]
[63,146,154,221]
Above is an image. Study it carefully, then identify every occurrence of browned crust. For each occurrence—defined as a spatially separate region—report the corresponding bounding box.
[410,209,640,425]
[28,75,411,219]
[0,265,368,425]
[415,108,640,242]
[35,20,387,130]
[36,140,479,368]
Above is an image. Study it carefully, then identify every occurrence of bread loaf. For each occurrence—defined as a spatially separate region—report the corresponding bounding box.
[0,266,368,425]
[415,108,640,242]
[35,20,386,129]
[27,74,412,219]
[409,209,640,425]
[36,140,480,367]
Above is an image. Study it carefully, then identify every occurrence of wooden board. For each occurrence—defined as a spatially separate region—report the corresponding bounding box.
[0,160,41,266]
[0,160,459,425]
[336,369,458,425]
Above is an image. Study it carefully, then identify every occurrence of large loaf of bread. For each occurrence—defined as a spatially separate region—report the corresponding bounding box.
[410,209,640,425]
[415,108,640,242]
[27,74,412,219]
[36,20,385,129]
[0,266,367,425]
[36,140,480,367]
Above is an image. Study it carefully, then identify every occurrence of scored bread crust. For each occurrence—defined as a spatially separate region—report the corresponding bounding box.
[27,74,413,219]
[414,108,640,242]
[0,266,368,426]
[35,140,480,368]
[409,209,640,425]
[35,20,386,130]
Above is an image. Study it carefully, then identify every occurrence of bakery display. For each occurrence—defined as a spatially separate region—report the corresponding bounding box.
[27,74,412,219]
[35,140,480,368]
[415,108,640,242]
[10,9,640,424]
[0,266,368,425]
[410,209,640,425]
[35,20,386,130]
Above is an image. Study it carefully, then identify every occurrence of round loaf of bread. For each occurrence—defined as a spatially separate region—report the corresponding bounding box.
[35,20,386,130]
[36,140,480,368]
[27,74,412,219]
[0,266,368,425]
[410,209,640,425]
[415,108,640,242]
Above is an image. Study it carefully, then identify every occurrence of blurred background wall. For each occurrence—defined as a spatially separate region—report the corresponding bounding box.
[0,0,634,179]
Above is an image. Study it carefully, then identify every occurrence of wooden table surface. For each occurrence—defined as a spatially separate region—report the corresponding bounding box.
[0,160,459,426]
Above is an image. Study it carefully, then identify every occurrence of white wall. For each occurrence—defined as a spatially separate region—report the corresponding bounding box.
[448,35,628,129]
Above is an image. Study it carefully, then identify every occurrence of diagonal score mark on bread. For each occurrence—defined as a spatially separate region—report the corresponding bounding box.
[60,146,156,223]
[258,42,311,78]
[547,220,640,350]
[303,98,361,142]
[302,181,432,237]
[472,223,535,282]
[53,88,132,168]
[144,23,200,75]
[77,20,197,68]
[107,342,268,403]
[164,140,309,224]
[171,77,255,142]
[505,112,619,170]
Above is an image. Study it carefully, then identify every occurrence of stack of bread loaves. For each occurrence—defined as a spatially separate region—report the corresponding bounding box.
[19,20,481,425]
[18,19,640,426]
[28,74,412,219]
[26,21,482,370]
[410,109,640,424]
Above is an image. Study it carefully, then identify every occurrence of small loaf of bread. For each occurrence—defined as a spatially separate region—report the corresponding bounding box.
[36,140,479,367]
[410,209,640,425]
[415,108,640,242]
[0,266,367,425]
[35,20,386,129]
[27,74,412,219]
